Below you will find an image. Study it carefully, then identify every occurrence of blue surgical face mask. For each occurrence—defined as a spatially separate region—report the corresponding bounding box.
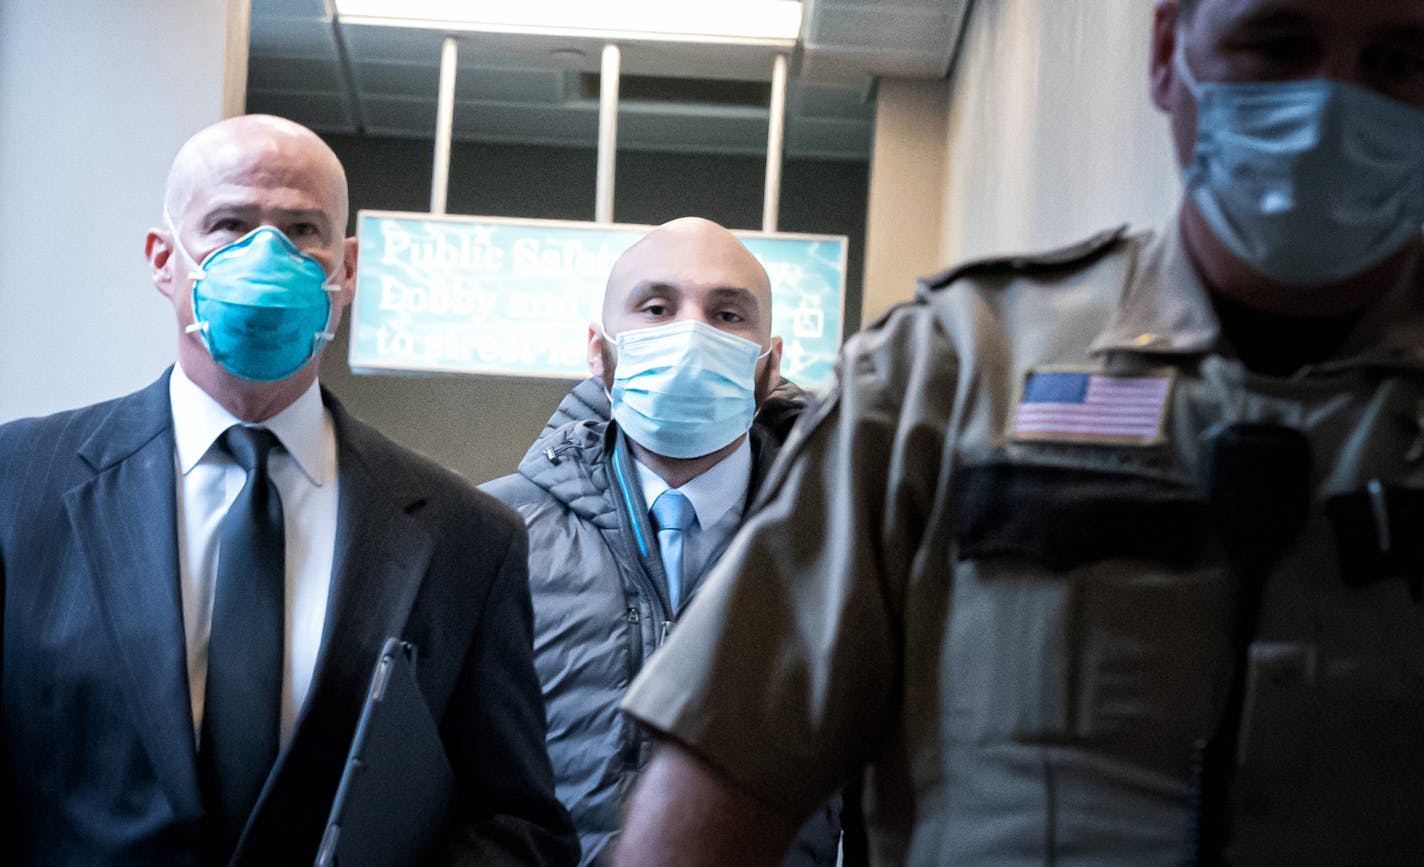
[170,223,341,381]
[608,319,770,460]
[1175,38,1424,286]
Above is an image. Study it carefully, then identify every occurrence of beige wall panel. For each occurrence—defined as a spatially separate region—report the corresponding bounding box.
[941,0,1179,264]
[861,78,951,322]
[0,0,235,421]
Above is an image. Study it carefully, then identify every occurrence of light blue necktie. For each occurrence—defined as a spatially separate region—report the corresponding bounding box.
[651,489,696,610]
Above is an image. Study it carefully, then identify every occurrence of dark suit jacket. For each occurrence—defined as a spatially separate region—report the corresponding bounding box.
[0,370,578,866]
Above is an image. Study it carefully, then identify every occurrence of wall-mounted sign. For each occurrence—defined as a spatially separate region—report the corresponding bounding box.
[348,211,847,390]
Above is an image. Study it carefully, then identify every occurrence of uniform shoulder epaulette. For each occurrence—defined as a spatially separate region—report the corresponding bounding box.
[916,224,1131,296]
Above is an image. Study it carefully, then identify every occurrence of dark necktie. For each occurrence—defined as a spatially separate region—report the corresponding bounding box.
[199,425,285,858]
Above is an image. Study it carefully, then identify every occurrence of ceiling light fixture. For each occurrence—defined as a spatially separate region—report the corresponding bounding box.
[332,0,804,47]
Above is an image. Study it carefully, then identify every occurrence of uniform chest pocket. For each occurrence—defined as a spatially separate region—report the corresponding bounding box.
[951,462,1207,570]
[943,462,1227,773]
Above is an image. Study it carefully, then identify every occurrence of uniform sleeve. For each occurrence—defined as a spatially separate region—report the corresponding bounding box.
[621,303,960,817]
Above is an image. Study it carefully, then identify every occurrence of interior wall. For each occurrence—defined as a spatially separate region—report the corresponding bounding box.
[941,0,1179,264]
[861,78,951,323]
[320,135,869,484]
[0,0,235,422]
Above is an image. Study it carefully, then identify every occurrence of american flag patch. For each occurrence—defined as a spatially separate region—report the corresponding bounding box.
[1011,370,1171,445]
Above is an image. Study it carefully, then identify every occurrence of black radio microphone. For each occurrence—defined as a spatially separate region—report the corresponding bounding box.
[1186,423,1312,867]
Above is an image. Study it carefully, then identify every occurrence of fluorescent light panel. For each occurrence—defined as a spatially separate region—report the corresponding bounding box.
[333,0,803,46]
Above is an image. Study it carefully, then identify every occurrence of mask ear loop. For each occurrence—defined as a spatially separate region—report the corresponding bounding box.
[1171,31,1213,191]
[163,213,207,282]
[310,277,345,352]
[594,322,622,361]
[165,214,217,348]
[591,322,620,401]
[1172,25,1203,98]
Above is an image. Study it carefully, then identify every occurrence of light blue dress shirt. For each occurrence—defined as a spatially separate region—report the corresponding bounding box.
[633,438,752,606]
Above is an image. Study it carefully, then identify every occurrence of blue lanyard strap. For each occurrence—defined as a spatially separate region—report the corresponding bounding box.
[609,437,649,558]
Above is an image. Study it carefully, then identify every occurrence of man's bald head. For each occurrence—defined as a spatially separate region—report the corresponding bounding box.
[590,216,784,477]
[601,217,774,343]
[146,114,359,421]
[162,114,348,229]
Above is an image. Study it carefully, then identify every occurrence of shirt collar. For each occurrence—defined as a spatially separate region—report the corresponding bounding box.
[633,437,753,529]
[1089,218,1221,357]
[169,363,330,484]
[1088,220,1424,373]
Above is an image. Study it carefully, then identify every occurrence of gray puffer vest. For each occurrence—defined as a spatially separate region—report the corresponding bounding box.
[483,378,836,866]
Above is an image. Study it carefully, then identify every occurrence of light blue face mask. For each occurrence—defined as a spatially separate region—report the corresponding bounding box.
[609,319,770,460]
[1175,38,1424,286]
[171,224,340,381]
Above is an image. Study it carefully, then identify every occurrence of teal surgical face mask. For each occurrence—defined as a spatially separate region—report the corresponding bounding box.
[170,223,341,381]
[1175,37,1424,286]
[609,319,770,460]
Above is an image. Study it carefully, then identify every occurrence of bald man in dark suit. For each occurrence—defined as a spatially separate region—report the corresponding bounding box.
[0,114,577,866]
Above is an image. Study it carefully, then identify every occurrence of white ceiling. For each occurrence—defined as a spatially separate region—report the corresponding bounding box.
[246,0,971,160]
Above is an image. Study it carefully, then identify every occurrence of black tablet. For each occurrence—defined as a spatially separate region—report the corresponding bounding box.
[315,638,454,867]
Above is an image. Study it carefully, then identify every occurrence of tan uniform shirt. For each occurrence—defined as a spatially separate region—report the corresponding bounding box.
[623,222,1424,865]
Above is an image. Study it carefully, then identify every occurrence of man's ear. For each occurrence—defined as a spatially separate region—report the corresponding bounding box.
[755,335,785,406]
[587,323,607,378]
[1149,1,1180,113]
[145,228,177,300]
[336,235,359,306]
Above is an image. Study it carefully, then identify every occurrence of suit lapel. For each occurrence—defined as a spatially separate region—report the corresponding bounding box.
[62,371,203,819]
[309,394,433,733]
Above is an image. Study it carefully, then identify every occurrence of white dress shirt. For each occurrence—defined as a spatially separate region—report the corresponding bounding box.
[633,437,752,603]
[169,364,338,746]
